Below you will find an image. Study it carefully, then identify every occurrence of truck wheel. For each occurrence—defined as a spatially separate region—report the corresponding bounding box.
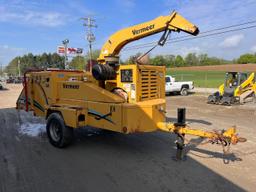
[46,113,73,148]
[180,88,188,96]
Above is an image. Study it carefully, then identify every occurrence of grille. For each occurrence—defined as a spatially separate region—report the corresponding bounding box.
[140,70,158,101]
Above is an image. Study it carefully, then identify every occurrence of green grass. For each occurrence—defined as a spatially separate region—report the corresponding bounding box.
[166,70,226,88]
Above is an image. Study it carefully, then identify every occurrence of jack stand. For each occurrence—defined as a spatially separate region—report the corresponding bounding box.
[174,133,186,161]
[173,108,186,161]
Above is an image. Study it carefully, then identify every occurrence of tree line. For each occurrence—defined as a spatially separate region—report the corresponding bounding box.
[5,53,65,76]
[126,52,256,67]
[4,50,256,76]
[126,53,230,67]
[4,51,99,76]
[236,53,256,64]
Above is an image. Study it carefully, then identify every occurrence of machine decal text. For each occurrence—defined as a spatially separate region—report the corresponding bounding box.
[132,24,155,35]
[63,84,79,89]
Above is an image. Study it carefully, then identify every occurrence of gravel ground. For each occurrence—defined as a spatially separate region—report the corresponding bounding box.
[193,87,218,94]
[0,84,256,192]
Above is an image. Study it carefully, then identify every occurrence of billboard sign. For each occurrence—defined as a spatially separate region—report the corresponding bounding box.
[57,46,65,54]
[57,46,83,55]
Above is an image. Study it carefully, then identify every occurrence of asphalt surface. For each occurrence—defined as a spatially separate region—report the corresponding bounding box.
[0,85,255,192]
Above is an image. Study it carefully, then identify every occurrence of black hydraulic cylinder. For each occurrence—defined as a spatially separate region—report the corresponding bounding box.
[177,108,186,126]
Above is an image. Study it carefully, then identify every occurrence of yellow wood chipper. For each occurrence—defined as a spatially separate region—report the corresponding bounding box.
[16,11,246,160]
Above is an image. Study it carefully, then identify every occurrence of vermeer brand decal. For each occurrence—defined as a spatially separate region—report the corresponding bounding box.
[63,84,79,89]
[132,24,155,35]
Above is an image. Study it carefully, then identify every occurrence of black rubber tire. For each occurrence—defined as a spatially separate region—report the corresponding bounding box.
[253,93,256,103]
[46,113,73,148]
[180,88,188,96]
[165,92,171,96]
[92,64,116,80]
[207,95,215,104]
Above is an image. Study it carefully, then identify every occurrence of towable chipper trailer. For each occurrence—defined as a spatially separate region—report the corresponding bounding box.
[17,11,245,159]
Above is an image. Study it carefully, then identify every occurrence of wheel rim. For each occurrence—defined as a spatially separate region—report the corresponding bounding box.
[182,89,187,95]
[49,120,61,142]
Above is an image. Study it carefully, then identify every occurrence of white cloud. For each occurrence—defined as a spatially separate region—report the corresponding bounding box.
[178,46,202,56]
[0,5,67,27]
[25,11,66,27]
[63,0,95,16]
[251,45,256,53]
[0,5,68,27]
[0,45,26,65]
[122,0,135,8]
[0,44,24,52]
[157,46,202,57]
[115,0,135,10]
[160,0,256,60]
[219,34,244,48]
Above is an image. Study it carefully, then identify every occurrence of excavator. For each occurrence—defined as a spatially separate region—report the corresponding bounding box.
[17,11,246,160]
[208,72,256,105]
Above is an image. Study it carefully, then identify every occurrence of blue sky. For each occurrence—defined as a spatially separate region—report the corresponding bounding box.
[0,0,256,66]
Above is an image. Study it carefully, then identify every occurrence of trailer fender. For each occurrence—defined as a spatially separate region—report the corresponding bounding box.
[46,107,86,128]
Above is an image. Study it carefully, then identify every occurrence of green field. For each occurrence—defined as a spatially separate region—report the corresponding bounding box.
[166,70,226,88]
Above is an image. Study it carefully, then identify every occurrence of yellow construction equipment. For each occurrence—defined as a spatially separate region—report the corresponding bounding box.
[16,11,246,160]
[208,72,256,105]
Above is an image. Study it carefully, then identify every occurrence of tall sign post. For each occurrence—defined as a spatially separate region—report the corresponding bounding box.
[81,17,97,71]
[0,62,2,77]
[18,59,21,77]
[62,39,69,69]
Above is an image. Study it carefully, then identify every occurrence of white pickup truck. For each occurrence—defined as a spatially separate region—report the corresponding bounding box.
[165,75,194,96]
